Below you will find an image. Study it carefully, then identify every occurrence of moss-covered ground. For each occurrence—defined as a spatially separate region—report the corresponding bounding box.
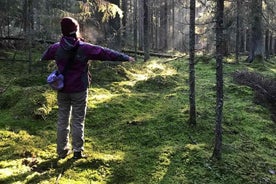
[0,52,275,184]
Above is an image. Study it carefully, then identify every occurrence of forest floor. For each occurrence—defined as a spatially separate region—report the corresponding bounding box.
[0,51,275,184]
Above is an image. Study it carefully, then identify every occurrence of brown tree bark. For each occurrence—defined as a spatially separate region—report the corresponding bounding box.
[235,0,241,63]
[143,0,150,61]
[265,29,269,59]
[212,0,224,161]
[106,0,122,50]
[189,0,196,126]
[133,0,138,60]
[247,0,264,63]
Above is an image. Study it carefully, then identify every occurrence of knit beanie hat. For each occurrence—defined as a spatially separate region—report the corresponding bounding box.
[60,17,79,36]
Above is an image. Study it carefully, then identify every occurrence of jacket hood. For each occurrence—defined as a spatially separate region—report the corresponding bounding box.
[60,36,80,51]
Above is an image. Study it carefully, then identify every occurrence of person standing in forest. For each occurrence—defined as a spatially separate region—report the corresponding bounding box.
[41,17,135,159]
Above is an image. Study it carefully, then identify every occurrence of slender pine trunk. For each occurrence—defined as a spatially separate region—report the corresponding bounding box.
[189,0,196,126]
[212,0,224,160]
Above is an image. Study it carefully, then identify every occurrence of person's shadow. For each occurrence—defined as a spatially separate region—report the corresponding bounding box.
[32,158,59,173]
[28,157,76,183]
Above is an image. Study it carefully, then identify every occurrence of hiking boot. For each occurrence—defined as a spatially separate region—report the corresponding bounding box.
[58,150,72,159]
[73,152,87,159]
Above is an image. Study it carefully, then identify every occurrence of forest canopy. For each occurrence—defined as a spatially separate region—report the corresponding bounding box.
[0,0,275,57]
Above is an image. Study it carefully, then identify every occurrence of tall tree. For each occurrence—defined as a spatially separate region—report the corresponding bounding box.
[133,0,138,60]
[264,29,269,59]
[23,0,33,35]
[121,0,128,48]
[106,0,122,50]
[269,32,273,56]
[152,0,159,51]
[189,0,196,126]
[163,1,168,50]
[159,0,168,51]
[212,0,224,160]
[171,0,175,50]
[247,0,263,63]
[263,0,276,58]
[143,0,150,61]
[138,0,144,50]
[235,0,241,63]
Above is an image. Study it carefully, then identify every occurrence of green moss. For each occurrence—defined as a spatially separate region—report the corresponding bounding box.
[0,53,275,183]
[13,75,46,87]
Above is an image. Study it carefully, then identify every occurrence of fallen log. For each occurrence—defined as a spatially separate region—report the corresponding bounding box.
[163,55,187,63]
[0,36,55,44]
[122,49,182,58]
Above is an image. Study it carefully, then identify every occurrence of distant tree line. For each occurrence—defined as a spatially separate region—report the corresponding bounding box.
[0,0,275,61]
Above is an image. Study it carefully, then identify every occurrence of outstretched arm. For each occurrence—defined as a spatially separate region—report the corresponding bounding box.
[85,44,134,62]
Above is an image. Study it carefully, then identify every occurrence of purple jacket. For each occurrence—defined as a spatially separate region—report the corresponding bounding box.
[41,36,131,93]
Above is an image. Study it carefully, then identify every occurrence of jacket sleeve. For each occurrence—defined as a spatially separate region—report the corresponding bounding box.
[85,44,130,61]
[41,43,59,61]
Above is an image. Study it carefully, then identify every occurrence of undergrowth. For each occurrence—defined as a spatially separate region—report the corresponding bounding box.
[0,54,275,184]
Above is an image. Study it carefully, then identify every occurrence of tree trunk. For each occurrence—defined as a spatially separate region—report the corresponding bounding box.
[274,38,276,55]
[164,1,168,51]
[189,0,196,126]
[240,8,245,54]
[23,0,29,35]
[122,0,128,48]
[172,0,175,50]
[269,32,273,56]
[154,0,159,51]
[235,0,241,63]
[212,0,224,161]
[159,0,168,51]
[143,0,150,61]
[139,1,144,50]
[6,0,10,37]
[133,0,138,60]
[247,0,263,63]
[265,29,269,59]
[107,0,122,50]
[246,28,250,52]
